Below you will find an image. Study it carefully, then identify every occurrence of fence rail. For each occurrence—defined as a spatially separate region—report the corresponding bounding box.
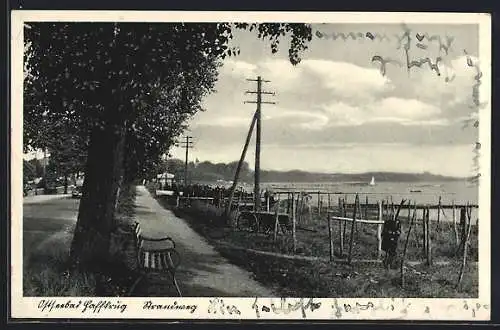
[341,203,478,209]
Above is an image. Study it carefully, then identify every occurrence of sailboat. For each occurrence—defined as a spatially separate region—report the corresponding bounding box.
[369,176,375,186]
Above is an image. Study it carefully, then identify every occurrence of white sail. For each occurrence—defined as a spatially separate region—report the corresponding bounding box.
[369,176,375,186]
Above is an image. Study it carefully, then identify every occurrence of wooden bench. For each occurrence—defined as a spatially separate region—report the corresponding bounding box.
[128,222,182,296]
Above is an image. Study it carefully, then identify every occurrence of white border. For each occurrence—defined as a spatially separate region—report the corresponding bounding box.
[10,11,491,320]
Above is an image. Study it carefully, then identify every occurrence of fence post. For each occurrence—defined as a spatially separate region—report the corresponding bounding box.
[356,196,363,234]
[292,192,297,253]
[457,205,473,289]
[422,208,427,259]
[297,193,302,226]
[273,195,280,242]
[437,196,442,228]
[460,207,466,248]
[365,195,369,219]
[377,200,383,259]
[342,197,348,241]
[347,194,359,264]
[401,202,416,288]
[328,216,334,261]
[338,197,344,256]
[452,200,459,247]
[426,208,432,266]
[287,193,291,215]
[317,191,321,217]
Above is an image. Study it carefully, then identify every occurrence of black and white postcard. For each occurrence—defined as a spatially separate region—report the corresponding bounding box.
[11,11,491,320]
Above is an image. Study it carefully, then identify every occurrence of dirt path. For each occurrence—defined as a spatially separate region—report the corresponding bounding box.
[133,185,274,297]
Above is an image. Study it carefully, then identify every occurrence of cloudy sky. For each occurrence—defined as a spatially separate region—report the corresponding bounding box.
[169,22,481,177]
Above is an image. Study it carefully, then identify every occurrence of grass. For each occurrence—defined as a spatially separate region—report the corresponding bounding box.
[151,189,478,298]
[216,246,478,298]
[23,184,138,297]
[23,222,98,296]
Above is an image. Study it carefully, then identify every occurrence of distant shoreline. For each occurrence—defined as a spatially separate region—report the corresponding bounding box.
[234,172,470,184]
[164,159,474,184]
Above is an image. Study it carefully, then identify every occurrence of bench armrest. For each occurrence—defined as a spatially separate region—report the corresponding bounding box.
[139,235,176,249]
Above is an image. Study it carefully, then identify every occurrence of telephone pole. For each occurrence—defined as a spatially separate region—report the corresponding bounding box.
[178,136,194,186]
[245,76,275,211]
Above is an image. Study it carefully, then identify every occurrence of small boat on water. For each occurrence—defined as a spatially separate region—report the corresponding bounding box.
[369,176,375,186]
[410,189,422,193]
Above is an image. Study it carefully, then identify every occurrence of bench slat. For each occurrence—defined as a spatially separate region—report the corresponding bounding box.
[150,252,155,269]
[162,253,170,271]
[131,222,182,296]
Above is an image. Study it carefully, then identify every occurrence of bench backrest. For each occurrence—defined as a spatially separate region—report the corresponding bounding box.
[132,222,178,271]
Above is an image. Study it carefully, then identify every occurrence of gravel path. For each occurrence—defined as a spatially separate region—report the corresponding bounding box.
[133,185,274,297]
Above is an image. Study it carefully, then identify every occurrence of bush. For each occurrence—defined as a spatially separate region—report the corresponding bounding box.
[115,184,137,221]
[178,200,228,227]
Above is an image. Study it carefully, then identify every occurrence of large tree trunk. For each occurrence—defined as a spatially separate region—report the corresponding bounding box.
[122,132,138,186]
[70,122,126,269]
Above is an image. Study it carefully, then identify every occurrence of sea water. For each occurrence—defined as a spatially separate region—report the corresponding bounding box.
[260,180,479,223]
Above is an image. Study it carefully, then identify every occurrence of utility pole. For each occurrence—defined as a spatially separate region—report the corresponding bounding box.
[245,76,275,211]
[178,136,194,186]
[225,111,258,217]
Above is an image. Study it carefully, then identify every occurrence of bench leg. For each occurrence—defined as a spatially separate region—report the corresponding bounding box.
[167,253,182,297]
[128,274,145,296]
[171,273,182,297]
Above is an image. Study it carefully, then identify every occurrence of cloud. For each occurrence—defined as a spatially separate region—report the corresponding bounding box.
[411,55,481,108]
[263,107,329,130]
[300,59,394,99]
[259,59,303,91]
[221,58,302,92]
[221,58,393,99]
[321,97,443,127]
[221,60,257,78]
[212,55,473,132]
[195,116,252,128]
[372,97,441,119]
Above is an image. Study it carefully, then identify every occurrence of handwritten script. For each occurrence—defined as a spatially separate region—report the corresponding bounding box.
[207,298,241,315]
[247,298,488,319]
[143,300,197,314]
[252,297,321,318]
[33,298,490,319]
[38,299,127,314]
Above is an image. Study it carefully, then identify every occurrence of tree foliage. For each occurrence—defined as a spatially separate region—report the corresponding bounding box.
[23,159,42,182]
[24,22,312,267]
[46,124,88,178]
[24,23,312,174]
